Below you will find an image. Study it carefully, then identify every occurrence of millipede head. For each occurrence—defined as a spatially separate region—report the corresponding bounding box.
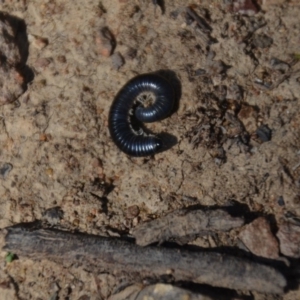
[154,138,163,152]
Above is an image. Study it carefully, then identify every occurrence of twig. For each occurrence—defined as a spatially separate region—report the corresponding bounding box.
[0,225,286,294]
[184,7,216,47]
[185,7,212,33]
[131,208,244,246]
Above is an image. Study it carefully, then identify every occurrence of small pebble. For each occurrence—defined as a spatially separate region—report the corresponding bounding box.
[132,217,139,227]
[252,34,273,49]
[194,69,206,76]
[0,163,13,179]
[111,52,124,70]
[239,217,279,259]
[256,124,272,142]
[270,58,290,73]
[28,34,48,50]
[45,167,54,178]
[126,205,140,219]
[42,207,64,225]
[238,104,258,133]
[226,84,243,101]
[95,27,115,57]
[277,196,285,206]
[34,57,51,72]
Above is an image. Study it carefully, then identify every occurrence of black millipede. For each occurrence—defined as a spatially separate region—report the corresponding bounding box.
[108,73,175,157]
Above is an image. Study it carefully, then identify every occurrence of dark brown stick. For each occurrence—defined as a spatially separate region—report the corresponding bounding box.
[1,226,286,294]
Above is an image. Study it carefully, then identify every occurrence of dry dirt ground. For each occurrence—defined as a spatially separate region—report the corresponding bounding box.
[0,0,300,299]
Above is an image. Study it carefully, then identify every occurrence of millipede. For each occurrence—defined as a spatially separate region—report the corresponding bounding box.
[108,73,175,157]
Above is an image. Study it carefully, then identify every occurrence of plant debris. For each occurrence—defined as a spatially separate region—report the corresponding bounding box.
[131,207,244,246]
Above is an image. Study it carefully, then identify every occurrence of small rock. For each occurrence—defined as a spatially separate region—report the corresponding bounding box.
[45,167,54,178]
[277,222,300,258]
[226,84,243,101]
[95,27,115,57]
[276,196,285,207]
[132,217,139,227]
[270,58,290,73]
[126,205,140,219]
[233,0,260,16]
[239,217,279,259]
[34,57,51,72]
[0,163,13,179]
[238,104,258,133]
[42,207,64,225]
[111,52,124,70]
[256,124,272,142]
[28,34,48,50]
[252,34,273,49]
[194,69,206,76]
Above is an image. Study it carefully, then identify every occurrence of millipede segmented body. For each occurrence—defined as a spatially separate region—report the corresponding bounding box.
[109,73,175,157]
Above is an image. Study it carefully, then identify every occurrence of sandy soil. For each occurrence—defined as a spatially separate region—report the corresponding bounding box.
[0,0,300,299]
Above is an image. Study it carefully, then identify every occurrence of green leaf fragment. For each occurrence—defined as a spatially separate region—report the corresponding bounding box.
[294,53,300,60]
[5,252,15,263]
